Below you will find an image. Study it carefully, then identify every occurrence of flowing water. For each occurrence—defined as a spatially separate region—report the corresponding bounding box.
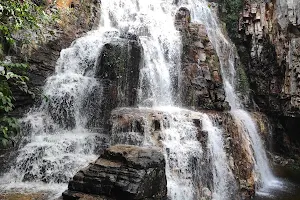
[100,0,181,106]
[101,1,236,198]
[0,31,110,197]
[203,115,238,199]
[158,108,203,200]
[110,107,236,200]
[161,110,236,200]
[0,0,281,199]
[179,0,280,192]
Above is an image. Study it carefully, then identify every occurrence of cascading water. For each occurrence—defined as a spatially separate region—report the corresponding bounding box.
[0,29,110,196]
[161,110,237,200]
[231,110,276,188]
[180,0,280,191]
[0,0,254,199]
[100,0,182,106]
[101,0,236,199]
[203,114,238,200]
[110,107,237,200]
[159,109,203,200]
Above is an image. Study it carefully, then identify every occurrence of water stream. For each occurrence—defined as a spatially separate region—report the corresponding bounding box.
[101,1,236,198]
[181,0,280,192]
[0,30,110,196]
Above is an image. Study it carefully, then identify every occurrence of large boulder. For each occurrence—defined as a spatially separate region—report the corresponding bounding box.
[63,145,167,200]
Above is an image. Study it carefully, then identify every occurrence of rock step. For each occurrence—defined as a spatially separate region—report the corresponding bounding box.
[63,145,167,200]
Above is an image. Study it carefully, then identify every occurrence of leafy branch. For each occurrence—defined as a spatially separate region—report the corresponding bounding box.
[0,0,38,147]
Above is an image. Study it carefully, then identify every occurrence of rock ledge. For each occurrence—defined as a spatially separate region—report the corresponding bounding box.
[63,145,167,200]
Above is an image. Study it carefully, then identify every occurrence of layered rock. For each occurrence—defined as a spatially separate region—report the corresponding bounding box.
[221,113,255,198]
[86,34,143,129]
[175,7,229,111]
[109,107,171,147]
[63,145,167,200]
[237,1,300,157]
[109,107,258,199]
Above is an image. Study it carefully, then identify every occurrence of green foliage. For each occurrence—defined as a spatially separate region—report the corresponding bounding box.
[0,1,37,147]
[220,0,244,42]
[236,64,250,96]
[0,61,29,147]
[0,0,41,47]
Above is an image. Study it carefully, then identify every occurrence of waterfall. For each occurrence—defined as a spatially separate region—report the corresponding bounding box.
[100,1,236,199]
[203,114,238,200]
[100,0,181,106]
[110,107,237,200]
[181,0,279,191]
[159,109,203,200]
[231,110,278,189]
[161,110,237,200]
[0,0,261,199]
[0,28,110,195]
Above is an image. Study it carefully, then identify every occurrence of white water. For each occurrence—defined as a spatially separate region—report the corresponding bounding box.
[101,2,230,198]
[116,107,237,200]
[232,110,282,190]
[180,0,279,191]
[203,114,237,200]
[0,1,182,195]
[158,108,203,200]
[0,29,110,196]
[101,0,181,106]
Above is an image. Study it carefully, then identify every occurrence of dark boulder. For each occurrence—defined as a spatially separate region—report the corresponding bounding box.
[63,145,167,200]
[86,35,143,130]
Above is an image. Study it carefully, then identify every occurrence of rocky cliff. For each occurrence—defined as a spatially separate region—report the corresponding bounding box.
[11,0,100,118]
[228,0,300,159]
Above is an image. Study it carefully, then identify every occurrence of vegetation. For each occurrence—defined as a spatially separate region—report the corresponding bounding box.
[219,0,244,42]
[0,0,41,50]
[0,62,29,146]
[236,64,250,96]
[0,0,97,147]
[0,0,41,147]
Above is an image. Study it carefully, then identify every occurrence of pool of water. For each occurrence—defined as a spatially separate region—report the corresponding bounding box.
[254,166,300,200]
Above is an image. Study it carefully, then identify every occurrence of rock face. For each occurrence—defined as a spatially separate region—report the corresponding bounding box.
[109,107,170,147]
[6,2,296,199]
[175,7,229,111]
[63,145,167,200]
[87,34,143,129]
[221,113,255,199]
[237,1,300,157]
[11,0,101,118]
[109,107,257,198]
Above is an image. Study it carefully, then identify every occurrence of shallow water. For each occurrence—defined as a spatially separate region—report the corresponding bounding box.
[254,166,300,200]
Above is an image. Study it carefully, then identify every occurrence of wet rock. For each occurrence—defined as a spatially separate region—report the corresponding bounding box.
[62,191,112,200]
[87,34,143,130]
[0,193,48,200]
[237,1,300,159]
[175,8,229,111]
[63,145,167,200]
[109,107,171,147]
[221,112,255,199]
